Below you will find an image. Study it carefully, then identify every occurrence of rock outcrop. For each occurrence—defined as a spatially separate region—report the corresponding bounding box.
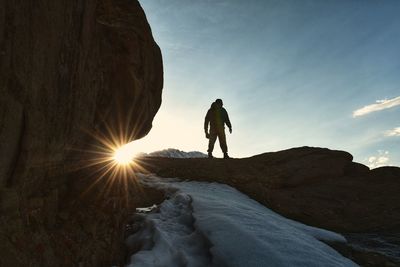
[142,147,400,233]
[0,0,163,266]
[142,147,400,266]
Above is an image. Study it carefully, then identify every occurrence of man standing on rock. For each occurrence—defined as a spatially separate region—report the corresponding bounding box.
[204,99,232,159]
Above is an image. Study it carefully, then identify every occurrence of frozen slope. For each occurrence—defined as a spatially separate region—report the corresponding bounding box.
[126,175,358,267]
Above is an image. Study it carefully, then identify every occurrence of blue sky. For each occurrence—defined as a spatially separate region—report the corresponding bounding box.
[134,0,400,167]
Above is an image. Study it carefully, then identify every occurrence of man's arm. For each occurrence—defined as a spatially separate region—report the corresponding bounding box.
[223,109,232,133]
[204,110,210,133]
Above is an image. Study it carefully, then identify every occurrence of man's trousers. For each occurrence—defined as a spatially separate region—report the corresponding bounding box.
[208,129,227,153]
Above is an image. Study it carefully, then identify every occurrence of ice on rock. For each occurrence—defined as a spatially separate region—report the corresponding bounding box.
[126,191,212,267]
[126,175,358,267]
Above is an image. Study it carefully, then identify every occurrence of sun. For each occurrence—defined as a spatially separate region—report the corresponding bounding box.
[113,145,135,165]
[75,126,149,204]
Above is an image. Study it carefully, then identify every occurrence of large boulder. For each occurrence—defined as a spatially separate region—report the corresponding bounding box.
[0,0,162,191]
[0,0,163,265]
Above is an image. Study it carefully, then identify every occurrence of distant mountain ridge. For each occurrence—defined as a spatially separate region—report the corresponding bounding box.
[139,148,207,158]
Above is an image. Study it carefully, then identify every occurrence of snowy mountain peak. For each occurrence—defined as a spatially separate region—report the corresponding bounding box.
[138,148,207,159]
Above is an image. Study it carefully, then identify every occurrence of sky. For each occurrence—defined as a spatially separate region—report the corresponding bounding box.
[131,0,400,168]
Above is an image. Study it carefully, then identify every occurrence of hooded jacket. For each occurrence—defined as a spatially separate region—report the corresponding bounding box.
[204,102,232,132]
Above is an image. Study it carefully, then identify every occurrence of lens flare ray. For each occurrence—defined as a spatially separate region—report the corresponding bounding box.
[73,119,151,207]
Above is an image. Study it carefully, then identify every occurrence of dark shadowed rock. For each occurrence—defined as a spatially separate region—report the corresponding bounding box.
[142,146,400,233]
[0,0,163,266]
[142,147,400,266]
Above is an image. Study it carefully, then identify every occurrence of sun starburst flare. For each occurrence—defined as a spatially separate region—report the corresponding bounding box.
[70,118,151,208]
[113,145,135,165]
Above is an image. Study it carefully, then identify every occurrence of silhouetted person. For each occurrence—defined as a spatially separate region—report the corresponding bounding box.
[204,99,232,159]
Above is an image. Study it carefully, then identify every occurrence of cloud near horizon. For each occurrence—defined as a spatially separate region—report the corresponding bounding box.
[367,150,390,169]
[353,96,400,117]
[384,127,400,137]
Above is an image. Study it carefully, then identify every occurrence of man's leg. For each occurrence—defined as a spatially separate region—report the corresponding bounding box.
[217,130,228,156]
[208,131,217,157]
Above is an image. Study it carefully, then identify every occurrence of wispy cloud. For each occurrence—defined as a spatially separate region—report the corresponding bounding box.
[384,127,400,137]
[353,96,400,117]
[366,150,390,169]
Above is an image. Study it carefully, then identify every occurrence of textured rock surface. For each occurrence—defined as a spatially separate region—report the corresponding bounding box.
[143,147,400,233]
[142,147,400,266]
[0,0,163,266]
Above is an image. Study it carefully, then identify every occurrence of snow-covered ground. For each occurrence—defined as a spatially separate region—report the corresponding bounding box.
[125,175,358,267]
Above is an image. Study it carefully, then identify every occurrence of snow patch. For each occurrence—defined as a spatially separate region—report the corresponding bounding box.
[125,175,357,267]
[125,192,212,267]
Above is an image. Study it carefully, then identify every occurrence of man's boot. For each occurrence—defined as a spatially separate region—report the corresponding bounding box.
[208,152,213,158]
[223,152,230,159]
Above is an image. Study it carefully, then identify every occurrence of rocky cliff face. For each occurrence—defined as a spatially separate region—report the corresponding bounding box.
[0,0,163,266]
